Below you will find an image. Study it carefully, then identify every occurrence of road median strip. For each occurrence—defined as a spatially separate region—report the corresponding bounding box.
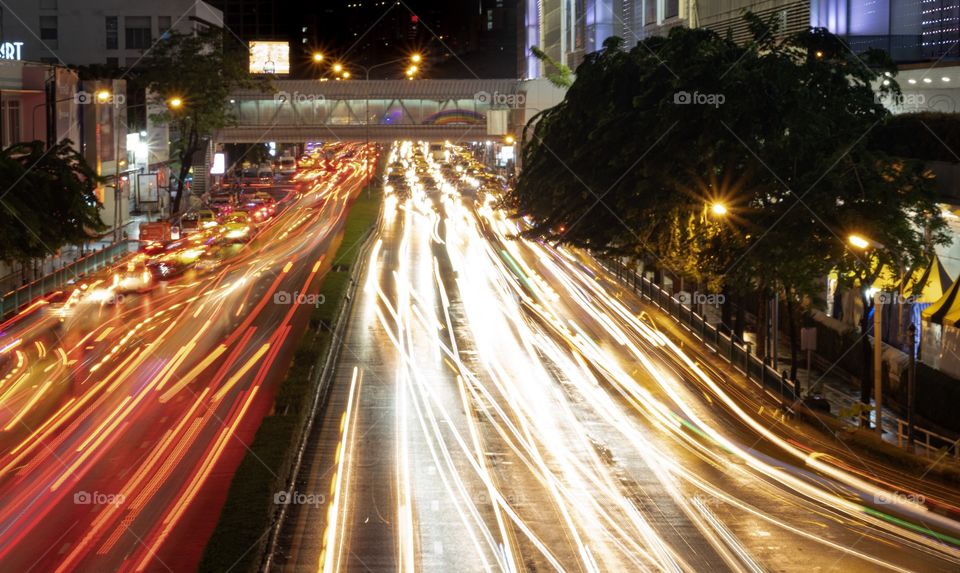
[199,172,383,573]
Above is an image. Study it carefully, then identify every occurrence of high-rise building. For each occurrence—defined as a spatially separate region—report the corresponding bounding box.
[521,0,957,78]
[520,0,693,79]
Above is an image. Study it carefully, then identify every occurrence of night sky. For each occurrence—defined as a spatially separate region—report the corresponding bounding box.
[210,0,518,78]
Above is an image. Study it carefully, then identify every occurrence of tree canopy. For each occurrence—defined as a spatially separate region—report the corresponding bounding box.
[0,140,106,262]
[512,16,948,301]
[139,28,266,213]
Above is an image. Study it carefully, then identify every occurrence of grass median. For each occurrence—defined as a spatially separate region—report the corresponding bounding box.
[199,178,382,573]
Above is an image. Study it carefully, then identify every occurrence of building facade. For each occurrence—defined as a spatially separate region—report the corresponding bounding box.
[0,0,223,234]
[0,0,222,67]
[521,0,694,79]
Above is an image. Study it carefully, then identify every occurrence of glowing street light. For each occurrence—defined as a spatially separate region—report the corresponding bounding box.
[167,96,184,109]
[312,52,324,63]
[342,71,351,79]
[410,53,423,64]
[846,231,888,436]
[848,234,871,250]
[504,134,516,145]
[333,63,344,74]
[710,202,728,216]
[96,89,111,103]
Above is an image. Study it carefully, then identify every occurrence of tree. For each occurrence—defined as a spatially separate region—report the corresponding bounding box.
[0,140,106,264]
[140,28,267,213]
[512,15,948,379]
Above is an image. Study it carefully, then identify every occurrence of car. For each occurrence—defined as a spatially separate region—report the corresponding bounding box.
[221,212,253,242]
[180,209,217,234]
[146,247,205,280]
[208,195,234,217]
[114,255,153,293]
[278,155,297,176]
[257,163,274,181]
[239,201,271,222]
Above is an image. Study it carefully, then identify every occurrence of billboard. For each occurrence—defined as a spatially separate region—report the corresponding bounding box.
[249,41,290,75]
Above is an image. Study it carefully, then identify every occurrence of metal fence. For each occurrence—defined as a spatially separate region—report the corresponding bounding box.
[0,241,137,319]
[601,257,960,461]
[599,258,800,404]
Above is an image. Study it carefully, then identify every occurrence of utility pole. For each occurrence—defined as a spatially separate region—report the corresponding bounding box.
[874,291,883,435]
[907,322,917,446]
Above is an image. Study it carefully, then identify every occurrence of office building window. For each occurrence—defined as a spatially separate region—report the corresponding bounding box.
[106,16,118,49]
[664,0,679,19]
[125,16,152,49]
[158,16,172,36]
[40,16,58,41]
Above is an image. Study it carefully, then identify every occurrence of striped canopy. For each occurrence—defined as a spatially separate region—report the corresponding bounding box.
[921,257,960,325]
[903,254,953,304]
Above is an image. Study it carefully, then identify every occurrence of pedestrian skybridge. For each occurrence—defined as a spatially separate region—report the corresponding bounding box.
[216,79,528,143]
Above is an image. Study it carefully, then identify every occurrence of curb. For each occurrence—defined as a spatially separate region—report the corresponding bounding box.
[260,194,383,573]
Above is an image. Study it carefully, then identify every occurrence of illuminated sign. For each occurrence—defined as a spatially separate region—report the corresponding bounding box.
[249,41,290,75]
[210,153,226,175]
[0,42,23,60]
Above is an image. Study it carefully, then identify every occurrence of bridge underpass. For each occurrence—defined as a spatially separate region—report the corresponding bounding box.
[214,78,563,143]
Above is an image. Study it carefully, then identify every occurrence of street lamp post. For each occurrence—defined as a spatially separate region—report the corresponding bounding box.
[907,322,917,446]
[849,233,898,436]
[98,91,183,240]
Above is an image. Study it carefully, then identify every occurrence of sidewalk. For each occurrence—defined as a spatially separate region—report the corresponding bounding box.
[600,258,957,461]
[768,342,908,442]
[0,215,151,295]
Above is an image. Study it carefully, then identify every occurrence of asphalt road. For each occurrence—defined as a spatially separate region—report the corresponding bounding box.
[278,142,960,573]
[0,143,375,572]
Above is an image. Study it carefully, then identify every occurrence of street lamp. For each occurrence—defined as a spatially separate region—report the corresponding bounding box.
[312,52,324,63]
[504,134,515,145]
[167,96,184,110]
[710,202,728,216]
[339,53,427,146]
[848,232,890,436]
